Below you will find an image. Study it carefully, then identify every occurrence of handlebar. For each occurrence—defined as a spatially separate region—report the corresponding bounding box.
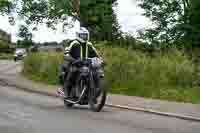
[71,58,106,67]
[71,59,91,66]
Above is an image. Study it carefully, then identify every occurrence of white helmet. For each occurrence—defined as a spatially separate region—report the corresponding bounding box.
[76,27,90,43]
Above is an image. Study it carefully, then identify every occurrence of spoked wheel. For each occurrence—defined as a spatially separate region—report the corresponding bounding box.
[89,78,107,112]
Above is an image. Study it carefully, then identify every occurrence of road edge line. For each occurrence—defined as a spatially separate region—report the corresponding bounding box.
[106,104,200,122]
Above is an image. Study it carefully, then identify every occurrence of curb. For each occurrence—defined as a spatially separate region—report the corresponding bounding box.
[106,104,200,122]
[0,78,58,98]
[1,77,200,122]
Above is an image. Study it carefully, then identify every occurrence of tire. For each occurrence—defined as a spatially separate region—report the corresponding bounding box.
[89,78,107,112]
[64,100,73,108]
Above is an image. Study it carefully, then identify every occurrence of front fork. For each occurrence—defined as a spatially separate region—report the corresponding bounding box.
[89,69,104,99]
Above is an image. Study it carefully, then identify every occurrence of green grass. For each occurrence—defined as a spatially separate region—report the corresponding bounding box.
[22,48,200,104]
[0,53,13,60]
[22,52,64,85]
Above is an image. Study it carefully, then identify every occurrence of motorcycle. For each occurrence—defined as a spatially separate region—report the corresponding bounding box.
[57,58,107,112]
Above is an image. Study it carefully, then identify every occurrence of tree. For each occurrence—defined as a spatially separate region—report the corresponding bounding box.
[80,0,121,41]
[0,0,121,42]
[138,0,200,48]
[0,0,74,28]
[17,25,33,48]
[18,25,32,41]
[188,0,200,47]
[112,12,122,41]
[0,0,13,14]
[138,0,184,46]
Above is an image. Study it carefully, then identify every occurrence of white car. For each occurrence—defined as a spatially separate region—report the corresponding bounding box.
[14,48,27,61]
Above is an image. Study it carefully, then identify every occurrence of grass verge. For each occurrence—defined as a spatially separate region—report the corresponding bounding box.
[0,53,13,60]
[22,48,200,104]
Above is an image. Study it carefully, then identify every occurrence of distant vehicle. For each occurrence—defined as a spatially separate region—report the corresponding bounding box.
[14,48,27,61]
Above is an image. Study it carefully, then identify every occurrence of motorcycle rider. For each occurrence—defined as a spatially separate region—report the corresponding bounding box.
[57,27,99,98]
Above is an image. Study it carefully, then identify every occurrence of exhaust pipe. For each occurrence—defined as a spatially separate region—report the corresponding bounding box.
[57,87,87,104]
[64,86,87,104]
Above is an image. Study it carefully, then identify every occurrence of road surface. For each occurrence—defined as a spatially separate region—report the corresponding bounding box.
[0,60,200,133]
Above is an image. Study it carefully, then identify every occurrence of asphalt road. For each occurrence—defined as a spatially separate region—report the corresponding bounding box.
[0,60,21,75]
[0,60,200,133]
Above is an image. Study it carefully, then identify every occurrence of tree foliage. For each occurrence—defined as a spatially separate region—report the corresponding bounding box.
[0,0,121,42]
[0,0,13,14]
[80,0,121,41]
[17,25,33,48]
[0,0,75,29]
[18,25,32,41]
[138,0,200,48]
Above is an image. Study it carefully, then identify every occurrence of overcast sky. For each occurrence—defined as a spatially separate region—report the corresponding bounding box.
[0,0,150,43]
[116,0,150,34]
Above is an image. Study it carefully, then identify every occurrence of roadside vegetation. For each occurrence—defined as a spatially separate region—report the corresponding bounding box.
[0,41,13,60]
[22,45,200,104]
[0,53,13,60]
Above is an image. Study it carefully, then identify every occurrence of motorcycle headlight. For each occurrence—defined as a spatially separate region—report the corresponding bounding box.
[97,69,104,78]
[91,58,103,68]
[81,66,89,74]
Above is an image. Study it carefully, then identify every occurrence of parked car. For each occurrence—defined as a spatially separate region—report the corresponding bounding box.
[14,48,27,61]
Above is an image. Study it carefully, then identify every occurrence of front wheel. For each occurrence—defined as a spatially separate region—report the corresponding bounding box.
[89,78,107,112]
[64,100,73,108]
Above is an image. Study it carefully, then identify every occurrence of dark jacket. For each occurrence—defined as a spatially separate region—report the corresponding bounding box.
[59,40,98,85]
[64,40,98,62]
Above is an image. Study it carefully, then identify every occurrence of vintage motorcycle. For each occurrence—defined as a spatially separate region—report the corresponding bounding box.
[57,58,107,112]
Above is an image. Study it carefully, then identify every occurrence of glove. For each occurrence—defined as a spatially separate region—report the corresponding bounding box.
[91,57,104,67]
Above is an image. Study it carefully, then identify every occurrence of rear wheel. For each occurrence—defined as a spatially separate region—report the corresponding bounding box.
[89,78,107,112]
